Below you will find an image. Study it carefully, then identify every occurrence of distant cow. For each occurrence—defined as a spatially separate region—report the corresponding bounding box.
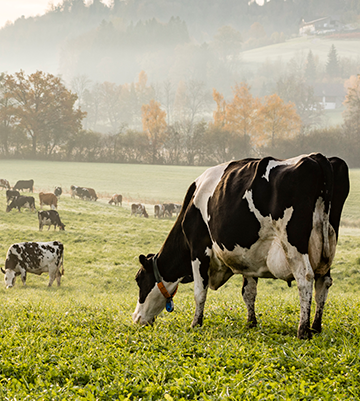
[54,187,62,199]
[6,190,20,204]
[173,203,182,217]
[85,187,97,201]
[71,185,91,200]
[163,203,175,217]
[38,210,65,231]
[131,203,149,218]
[109,194,122,206]
[1,241,64,288]
[6,196,35,212]
[13,179,34,192]
[0,179,10,190]
[39,192,57,209]
[154,204,165,218]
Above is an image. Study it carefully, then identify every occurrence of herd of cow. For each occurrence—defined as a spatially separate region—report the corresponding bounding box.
[0,153,352,339]
[0,178,182,291]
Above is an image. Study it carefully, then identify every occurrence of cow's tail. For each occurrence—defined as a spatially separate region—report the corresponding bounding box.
[311,153,334,261]
[60,248,65,276]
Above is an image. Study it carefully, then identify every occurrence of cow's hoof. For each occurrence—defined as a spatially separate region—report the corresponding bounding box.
[297,326,312,340]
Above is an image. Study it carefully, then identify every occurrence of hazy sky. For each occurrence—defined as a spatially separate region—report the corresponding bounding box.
[0,0,112,29]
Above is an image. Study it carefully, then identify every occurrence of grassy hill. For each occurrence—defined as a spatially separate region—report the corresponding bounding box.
[242,36,360,70]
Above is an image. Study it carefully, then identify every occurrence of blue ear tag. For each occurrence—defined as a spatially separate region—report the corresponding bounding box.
[166,298,174,312]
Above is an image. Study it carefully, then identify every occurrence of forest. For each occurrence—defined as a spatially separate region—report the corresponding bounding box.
[0,68,359,166]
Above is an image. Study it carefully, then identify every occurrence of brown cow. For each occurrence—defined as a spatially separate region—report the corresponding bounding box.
[85,187,97,201]
[39,192,58,210]
[109,194,122,206]
[0,179,10,190]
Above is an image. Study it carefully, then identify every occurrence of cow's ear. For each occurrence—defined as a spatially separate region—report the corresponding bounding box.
[139,254,147,267]
[1,268,5,274]
[139,254,152,271]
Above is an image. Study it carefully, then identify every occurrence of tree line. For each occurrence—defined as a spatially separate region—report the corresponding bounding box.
[0,69,360,167]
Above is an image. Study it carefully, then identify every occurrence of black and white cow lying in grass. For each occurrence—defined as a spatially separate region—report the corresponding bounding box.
[133,153,349,339]
[38,210,65,231]
[1,241,64,288]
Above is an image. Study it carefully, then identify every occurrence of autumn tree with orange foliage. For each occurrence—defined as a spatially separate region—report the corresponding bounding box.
[259,94,301,151]
[213,83,262,156]
[213,83,302,156]
[5,70,85,156]
[142,99,167,163]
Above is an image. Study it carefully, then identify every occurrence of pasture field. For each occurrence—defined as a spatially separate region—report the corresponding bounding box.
[242,36,360,71]
[0,160,359,399]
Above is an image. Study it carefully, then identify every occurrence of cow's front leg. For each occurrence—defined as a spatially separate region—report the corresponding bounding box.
[20,269,27,285]
[191,258,209,328]
[312,272,332,333]
[242,276,258,327]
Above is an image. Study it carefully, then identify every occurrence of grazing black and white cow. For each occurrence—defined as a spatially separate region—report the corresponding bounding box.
[71,185,91,200]
[154,204,165,218]
[1,241,64,288]
[0,179,10,190]
[6,189,20,204]
[133,154,349,339]
[54,187,62,199]
[13,179,34,192]
[163,203,175,217]
[6,196,35,212]
[38,210,65,231]
[131,203,149,218]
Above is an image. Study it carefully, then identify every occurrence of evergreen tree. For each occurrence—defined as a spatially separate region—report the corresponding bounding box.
[304,50,316,83]
[326,44,340,78]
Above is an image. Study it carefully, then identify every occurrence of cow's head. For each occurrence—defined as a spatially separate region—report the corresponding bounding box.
[6,202,14,213]
[1,268,16,288]
[133,254,167,325]
[59,223,66,231]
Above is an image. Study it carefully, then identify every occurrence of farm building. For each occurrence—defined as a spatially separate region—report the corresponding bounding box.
[299,17,343,36]
[313,83,346,110]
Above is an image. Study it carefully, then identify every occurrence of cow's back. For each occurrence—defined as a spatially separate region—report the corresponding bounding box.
[203,154,348,277]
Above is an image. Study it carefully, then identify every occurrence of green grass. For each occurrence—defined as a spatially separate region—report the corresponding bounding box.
[0,160,359,399]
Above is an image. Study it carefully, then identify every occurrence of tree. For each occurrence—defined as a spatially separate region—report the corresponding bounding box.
[276,75,323,130]
[304,50,317,83]
[343,75,360,148]
[211,25,242,68]
[224,83,262,156]
[259,94,301,151]
[5,70,85,156]
[326,44,340,78]
[142,99,167,163]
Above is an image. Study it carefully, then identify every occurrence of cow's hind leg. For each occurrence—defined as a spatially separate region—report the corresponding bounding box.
[292,256,314,339]
[191,258,209,328]
[242,276,258,327]
[48,270,56,287]
[56,269,62,286]
[311,272,332,333]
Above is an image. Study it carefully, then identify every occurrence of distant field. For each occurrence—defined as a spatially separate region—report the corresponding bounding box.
[0,160,207,204]
[242,36,360,70]
[0,159,358,223]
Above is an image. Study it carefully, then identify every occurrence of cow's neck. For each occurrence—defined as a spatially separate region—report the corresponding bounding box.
[156,219,192,283]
